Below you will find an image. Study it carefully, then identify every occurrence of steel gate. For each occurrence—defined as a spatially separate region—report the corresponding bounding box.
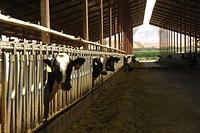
[0,39,124,133]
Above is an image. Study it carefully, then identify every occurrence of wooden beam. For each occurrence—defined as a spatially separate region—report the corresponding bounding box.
[40,0,50,43]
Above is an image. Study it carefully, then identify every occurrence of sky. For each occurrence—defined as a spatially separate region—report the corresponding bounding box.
[133,25,159,46]
[133,0,159,48]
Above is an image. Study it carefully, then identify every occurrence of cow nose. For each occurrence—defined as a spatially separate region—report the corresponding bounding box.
[101,71,107,75]
[61,82,72,91]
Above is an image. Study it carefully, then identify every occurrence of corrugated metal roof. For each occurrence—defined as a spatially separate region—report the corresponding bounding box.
[150,0,200,38]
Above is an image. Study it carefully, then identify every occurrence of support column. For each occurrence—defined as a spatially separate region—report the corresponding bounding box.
[177,32,178,53]
[120,0,123,51]
[184,0,186,53]
[180,33,182,53]
[83,0,89,49]
[194,8,197,53]
[121,0,133,54]
[118,0,121,51]
[184,32,186,53]
[174,31,175,54]
[176,2,179,53]
[118,24,121,51]
[99,0,103,51]
[189,1,191,53]
[40,0,50,43]
[171,30,173,54]
[109,0,112,49]
[83,0,89,40]
[173,9,175,54]
[114,0,117,49]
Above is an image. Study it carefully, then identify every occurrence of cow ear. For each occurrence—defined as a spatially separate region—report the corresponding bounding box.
[43,59,52,72]
[72,58,85,70]
[114,57,120,63]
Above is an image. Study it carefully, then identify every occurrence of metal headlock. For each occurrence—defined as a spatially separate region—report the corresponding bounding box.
[0,13,126,133]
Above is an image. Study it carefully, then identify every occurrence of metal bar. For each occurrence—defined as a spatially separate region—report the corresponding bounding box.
[18,54,24,132]
[2,53,9,133]
[1,38,126,133]
[14,53,20,133]
[21,53,27,132]
[0,14,125,53]
[7,54,15,133]
[35,54,41,124]
[27,54,33,129]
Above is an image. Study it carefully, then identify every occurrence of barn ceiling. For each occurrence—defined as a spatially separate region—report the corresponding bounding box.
[150,0,200,38]
[0,0,146,44]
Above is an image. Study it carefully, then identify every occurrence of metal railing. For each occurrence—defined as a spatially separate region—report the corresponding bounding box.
[0,13,125,54]
[0,39,124,133]
[0,13,126,133]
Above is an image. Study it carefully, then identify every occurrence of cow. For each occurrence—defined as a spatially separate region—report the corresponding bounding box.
[167,55,172,58]
[92,55,120,80]
[106,56,120,72]
[92,55,107,80]
[123,55,133,71]
[43,53,85,120]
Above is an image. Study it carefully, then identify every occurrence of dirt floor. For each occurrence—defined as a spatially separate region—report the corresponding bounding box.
[66,61,200,133]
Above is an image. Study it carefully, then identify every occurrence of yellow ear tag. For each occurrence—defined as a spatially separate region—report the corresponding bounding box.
[47,65,52,72]
[75,63,80,70]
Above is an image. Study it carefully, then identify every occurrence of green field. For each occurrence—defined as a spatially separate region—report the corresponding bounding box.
[134,49,160,60]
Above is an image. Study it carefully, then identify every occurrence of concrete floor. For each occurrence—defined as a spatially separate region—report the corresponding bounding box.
[67,61,200,133]
[1,61,200,133]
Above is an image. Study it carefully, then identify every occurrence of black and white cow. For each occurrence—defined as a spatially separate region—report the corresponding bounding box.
[123,55,133,71]
[43,53,85,120]
[106,56,120,71]
[92,55,120,80]
[92,55,107,80]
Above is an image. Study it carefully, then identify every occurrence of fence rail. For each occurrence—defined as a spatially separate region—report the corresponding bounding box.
[0,13,125,54]
[0,38,124,133]
[0,13,126,133]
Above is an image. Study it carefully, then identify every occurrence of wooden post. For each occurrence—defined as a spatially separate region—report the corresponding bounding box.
[109,0,112,49]
[118,0,121,51]
[40,0,50,44]
[83,0,89,49]
[114,0,117,49]
[99,0,103,51]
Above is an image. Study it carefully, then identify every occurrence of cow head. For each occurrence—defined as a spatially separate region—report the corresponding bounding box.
[92,55,107,80]
[106,56,120,71]
[43,53,85,92]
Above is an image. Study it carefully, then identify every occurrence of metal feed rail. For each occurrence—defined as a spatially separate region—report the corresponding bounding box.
[0,13,125,54]
[0,39,124,133]
[0,13,126,133]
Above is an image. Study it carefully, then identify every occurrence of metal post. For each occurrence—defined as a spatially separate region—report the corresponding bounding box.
[15,52,20,133]
[2,53,9,133]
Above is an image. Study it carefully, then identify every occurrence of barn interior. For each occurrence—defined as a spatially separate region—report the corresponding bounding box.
[0,0,200,132]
